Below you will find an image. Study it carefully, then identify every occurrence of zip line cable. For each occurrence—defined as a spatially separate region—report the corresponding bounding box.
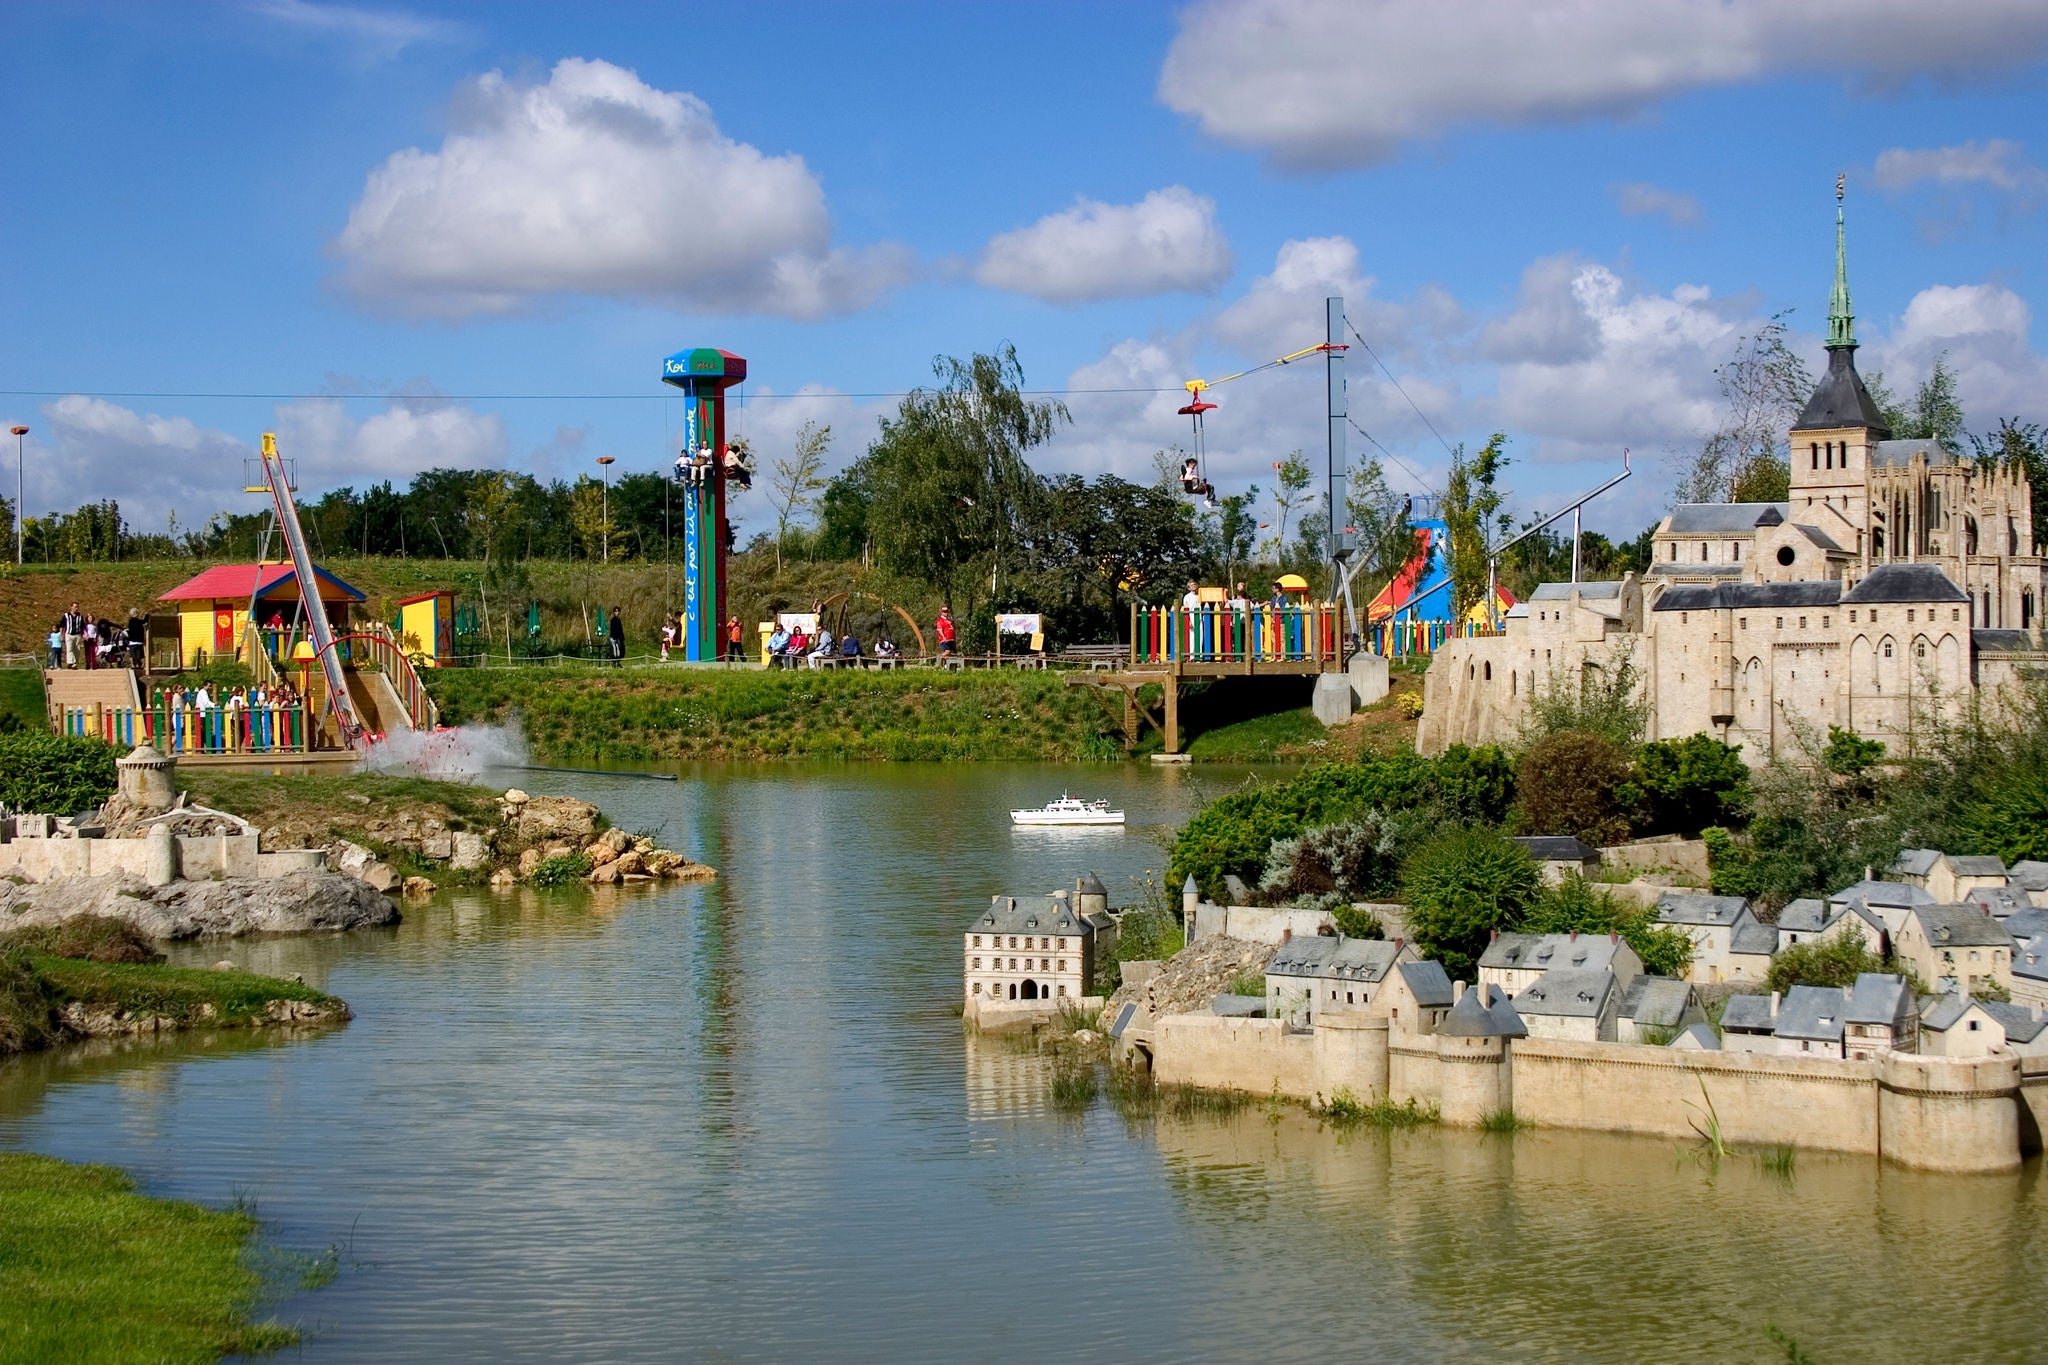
[1344,416,1436,496]
[0,385,1184,403]
[1343,317,1458,461]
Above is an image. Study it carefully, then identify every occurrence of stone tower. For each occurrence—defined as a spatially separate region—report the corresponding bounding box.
[1789,187,1889,546]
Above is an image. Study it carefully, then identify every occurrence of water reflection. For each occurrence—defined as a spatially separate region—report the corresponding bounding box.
[2,761,2039,1362]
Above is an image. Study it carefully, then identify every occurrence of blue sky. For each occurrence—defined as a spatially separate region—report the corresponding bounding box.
[3,0,2047,541]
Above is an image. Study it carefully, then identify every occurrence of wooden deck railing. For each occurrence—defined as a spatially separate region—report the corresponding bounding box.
[61,700,316,755]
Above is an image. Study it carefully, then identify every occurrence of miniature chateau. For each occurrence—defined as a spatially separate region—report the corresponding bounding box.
[1421,206,2048,756]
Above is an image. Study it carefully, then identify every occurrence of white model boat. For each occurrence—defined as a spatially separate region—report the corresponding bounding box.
[1011,794,1125,826]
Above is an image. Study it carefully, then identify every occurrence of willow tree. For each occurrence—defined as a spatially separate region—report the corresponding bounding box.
[863,345,1068,610]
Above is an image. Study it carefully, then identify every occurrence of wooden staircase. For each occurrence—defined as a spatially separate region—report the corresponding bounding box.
[42,668,141,730]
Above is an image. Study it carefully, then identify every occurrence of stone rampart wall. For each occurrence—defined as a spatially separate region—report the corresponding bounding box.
[0,833,323,882]
[1146,1009,2024,1169]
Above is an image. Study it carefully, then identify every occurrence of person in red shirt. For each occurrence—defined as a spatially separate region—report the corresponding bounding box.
[935,608,956,655]
[725,616,743,662]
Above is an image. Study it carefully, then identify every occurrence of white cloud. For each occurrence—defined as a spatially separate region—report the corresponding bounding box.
[1612,182,1704,228]
[332,58,915,320]
[252,0,455,58]
[1159,0,2048,170]
[975,187,1232,304]
[1871,139,2045,195]
[26,392,507,533]
[1869,283,2048,422]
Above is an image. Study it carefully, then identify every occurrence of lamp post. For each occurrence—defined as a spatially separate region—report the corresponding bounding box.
[9,425,26,565]
[595,455,616,564]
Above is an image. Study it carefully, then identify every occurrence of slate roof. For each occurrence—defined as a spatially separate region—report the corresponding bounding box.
[1672,1023,1721,1050]
[2015,933,2048,983]
[1720,994,1779,1034]
[1439,984,1527,1038]
[1480,932,1628,975]
[1510,835,1602,863]
[1394,960,1454,1008]
[1777,899,1836,934]
[1266,934,1340,977]
[1652,582,1842,612]
[1843,564,1969,604]
[1210,993,1265,1018]
[1648,563,1746,578]
[1982,1000,2048,1045]
[1666,503,1788,534]
[1828,879,1934,913]
[1965,886,2031,919]
[1515,968,1617,1019]
[1907,905,2015,950]
[1919,992,1981,1033]
[1076,872,1107,898]
[1891,849,1941,879]
[1731,921,1780,956]
[1775,985,1848,1043]
[1530,580,1624,600]
[1793,347,1890,434]
[1843,973,1914,1027]
[2009,863,2048,893]
[1656,893,1751,927]
[1870,437,1958,468]
[1789,522,1848,554]
[1620,975,1696,1028]
[1945,855,2008,877]
[2004,908,2048,943]
[1974,630,2041,656]
[1323,937,1404,983]
[972,896,1088,936]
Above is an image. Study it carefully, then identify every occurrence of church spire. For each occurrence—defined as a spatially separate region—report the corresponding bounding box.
[1827,174,1855,351]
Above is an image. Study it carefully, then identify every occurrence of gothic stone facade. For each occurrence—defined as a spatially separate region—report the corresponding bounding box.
[1421,213,2048,758]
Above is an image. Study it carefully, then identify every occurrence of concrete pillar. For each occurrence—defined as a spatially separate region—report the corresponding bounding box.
[1312,672,1354,726]
[143,822,177,887]
[1878,1052,2021,1173]
[1347,652,1389,707]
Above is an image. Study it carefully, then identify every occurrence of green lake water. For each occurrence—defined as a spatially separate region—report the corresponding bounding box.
[2,761,2045,1362]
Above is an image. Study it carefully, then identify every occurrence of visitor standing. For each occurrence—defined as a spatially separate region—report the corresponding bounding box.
[935,607,955,656]
[45,620,62,670]
[607,607,625,666]
[126,608,146,669]
[62,602,81,668]
[725,616,743,663]
[1182,580,1202,612]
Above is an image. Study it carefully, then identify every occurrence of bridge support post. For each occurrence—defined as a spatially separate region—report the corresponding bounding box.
[1164,674,1180,755]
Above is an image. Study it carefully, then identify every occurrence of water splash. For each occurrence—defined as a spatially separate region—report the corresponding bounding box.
[362,723,528,782]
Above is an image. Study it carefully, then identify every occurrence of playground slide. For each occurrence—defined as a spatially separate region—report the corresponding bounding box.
[344,670,414,737]
[259,435,363,743]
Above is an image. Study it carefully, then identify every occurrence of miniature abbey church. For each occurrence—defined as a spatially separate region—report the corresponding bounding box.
[1421,203,2048,758]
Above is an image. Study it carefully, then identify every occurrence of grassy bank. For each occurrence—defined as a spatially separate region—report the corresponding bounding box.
[427,665,1129,762]
[0,668,43,732]
[181,770,502,837]
[0,1152,298,1363]
[0,921,346,1058]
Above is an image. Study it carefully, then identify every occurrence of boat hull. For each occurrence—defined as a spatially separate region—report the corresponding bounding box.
[1010,812,1125,826]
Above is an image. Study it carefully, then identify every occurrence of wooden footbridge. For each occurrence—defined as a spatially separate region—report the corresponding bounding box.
[1070,604,1351,754]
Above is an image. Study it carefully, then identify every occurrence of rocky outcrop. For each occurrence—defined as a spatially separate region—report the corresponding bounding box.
[56,994,349,1036]
[1107,935,1275,1024]
[0,870,400,940]
[512,793,599,844]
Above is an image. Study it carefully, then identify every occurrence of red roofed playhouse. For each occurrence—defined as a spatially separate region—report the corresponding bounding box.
[156,561,366,669]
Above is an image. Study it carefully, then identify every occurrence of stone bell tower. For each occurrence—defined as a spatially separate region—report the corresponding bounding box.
[1789,181,1889,549]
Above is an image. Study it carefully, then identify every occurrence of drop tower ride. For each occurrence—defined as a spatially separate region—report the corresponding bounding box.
[661,347,747,661]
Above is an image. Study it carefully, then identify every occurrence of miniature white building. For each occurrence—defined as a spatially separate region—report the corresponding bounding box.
[964,876,1114,1010]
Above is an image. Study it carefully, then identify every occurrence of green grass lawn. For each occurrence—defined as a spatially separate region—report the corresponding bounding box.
[0,668,45,733]
[1183,707,1332,761]
[0,1152,298,1363]
[181,770,503,831]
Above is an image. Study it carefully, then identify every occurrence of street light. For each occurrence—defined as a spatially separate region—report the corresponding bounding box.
[595,455,616,564]
[9,425,26,565]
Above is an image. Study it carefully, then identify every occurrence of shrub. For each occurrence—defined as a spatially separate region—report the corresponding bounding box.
[525,853,591,888]
[1395,692,1424,719]
[1519,874,1695,979]
[1400,829,1542,979]
[1428,744,1517,826]
[1523,645,1648,749]
[1257,812,1413,904]
[1331,903,1382,939]
[1956,768,2048,865]
[0,917,163,964]
[1513,729,1634,847]
[0,734,119,815]
[1765,935,1883,993]
[0,951,63,1054]
[1633,734,1750,834]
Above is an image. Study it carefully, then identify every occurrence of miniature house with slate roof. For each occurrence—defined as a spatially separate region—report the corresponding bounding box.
[1417,197,2048,761]
[964,875,1116,1012]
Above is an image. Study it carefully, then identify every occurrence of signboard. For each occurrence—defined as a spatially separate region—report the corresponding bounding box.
[995,613,1041,636]
[776,613,819,634]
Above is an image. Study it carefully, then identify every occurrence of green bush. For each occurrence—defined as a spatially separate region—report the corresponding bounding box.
[1764,936,1884,993]
[1168,747,1514,897]
[1513,729,1634,846]
[1519,874,1695,979]
[1332,902,1383,939]
[0,952,63,1054]
[525,853,592,888]
[1257,812,1414,904]
[0,733,118,815]
[1399,829,1542,979]
[1956,768,2048,865]
[1634,734,1750,834]
[0,917,163,964]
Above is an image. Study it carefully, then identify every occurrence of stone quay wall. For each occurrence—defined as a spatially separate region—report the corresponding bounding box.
[0,831,324,883]
[1143,1009,2025,1172]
